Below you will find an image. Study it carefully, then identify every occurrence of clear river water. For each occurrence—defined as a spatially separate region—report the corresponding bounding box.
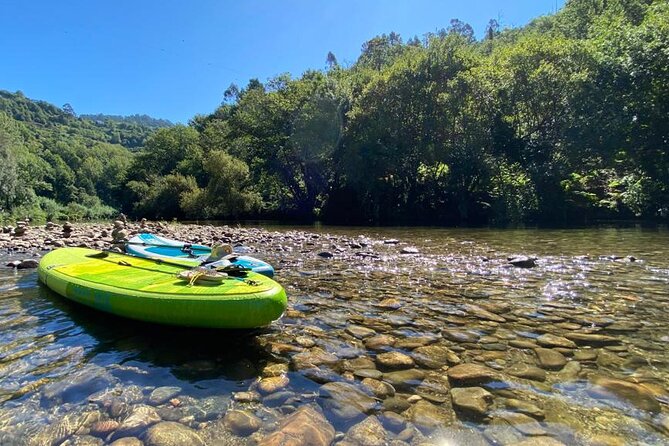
[0,224,668,445]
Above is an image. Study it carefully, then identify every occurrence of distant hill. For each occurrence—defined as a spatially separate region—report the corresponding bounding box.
[0,90,167,148]
[0,89,169,223]
[80,113,173,129]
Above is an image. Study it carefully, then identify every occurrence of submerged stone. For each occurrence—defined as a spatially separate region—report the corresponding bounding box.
[564,333,621,346]
[447,363,498,386]
[148,387,182,406]
[112,405,161,440]
[346,325,377,339]
[383,369,425,391]
[415,375,451,403]
[493,411,547,436]
[319,381,377,421]
[223,410,261,436]
[375,351,415,370]
[442,328,480,343]
[365,334,397,350]
[505,363,547,382]
[412,345,461,369]
[258,405,334,446]
[257,375,289,394]
[503,398,545,420]
[345,415,387,446]
[536,334,576,349]
[588,376,661,413]
[361,377,395,398]
[534,348,567,371]
[144,421,204,446]
[404,400,455,432]
[451,387,493,418]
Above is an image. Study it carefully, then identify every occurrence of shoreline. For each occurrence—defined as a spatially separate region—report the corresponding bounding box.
[1,220,404,269]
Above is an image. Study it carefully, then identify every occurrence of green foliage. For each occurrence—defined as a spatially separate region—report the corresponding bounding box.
[2,1,667,225]
[0,112,20,210]
[183,2,667,224]
[131,125,202,179]
[80,113,173,129]
[129,174,200,219]
[36,197,67,222]
[0,92,164,222]
[180,151,262,218]
[0,90,165,149]
[490,161,539,224]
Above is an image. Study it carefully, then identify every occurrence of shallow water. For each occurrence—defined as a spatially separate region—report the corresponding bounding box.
[1,225,668,445]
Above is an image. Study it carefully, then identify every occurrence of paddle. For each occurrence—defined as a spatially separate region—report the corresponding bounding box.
[123,240,208,249]
[123,240,209,259]
[86,251,256,288]
[123,240,239,262]
[87,250,250,276]
[87,250,196,269]
[85,251,189,275]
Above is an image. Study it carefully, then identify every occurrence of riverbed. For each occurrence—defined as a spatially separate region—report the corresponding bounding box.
[0,223,668,445]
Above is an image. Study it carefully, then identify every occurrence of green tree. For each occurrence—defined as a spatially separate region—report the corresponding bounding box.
[0,112,20,210]
[131,125,202,179]
[181,151,261,218]
[129,174,199,219]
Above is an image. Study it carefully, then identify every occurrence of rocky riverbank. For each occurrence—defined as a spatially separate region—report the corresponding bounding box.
[1,220,420,269]
[0,223,667,445]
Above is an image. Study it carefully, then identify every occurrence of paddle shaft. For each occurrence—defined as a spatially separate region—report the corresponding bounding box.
[123,240,210,251]
[88,250,249,279]
[124,240,241,264]
[89,250,199,269]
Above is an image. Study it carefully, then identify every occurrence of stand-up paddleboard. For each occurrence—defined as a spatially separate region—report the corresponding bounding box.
[125,233,274,277]
[38,247,286,329]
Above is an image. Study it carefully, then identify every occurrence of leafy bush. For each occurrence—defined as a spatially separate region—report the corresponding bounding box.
[131,174,200,219]
[490,161,538,224]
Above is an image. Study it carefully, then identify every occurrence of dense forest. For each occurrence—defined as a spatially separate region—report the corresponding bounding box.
[1,0,667,225]
[79,113,173,130]
[0,90,165,222]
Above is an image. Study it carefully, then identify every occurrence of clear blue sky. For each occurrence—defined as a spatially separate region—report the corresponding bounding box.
[1,0,564,123]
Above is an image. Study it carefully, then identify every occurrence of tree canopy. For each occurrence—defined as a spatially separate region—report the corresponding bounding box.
[1,0,667,225]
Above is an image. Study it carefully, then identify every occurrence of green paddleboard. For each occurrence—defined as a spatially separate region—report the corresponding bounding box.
[38,247,287,329]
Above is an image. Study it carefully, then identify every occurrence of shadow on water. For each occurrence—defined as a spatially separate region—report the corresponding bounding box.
[24,279,278,385]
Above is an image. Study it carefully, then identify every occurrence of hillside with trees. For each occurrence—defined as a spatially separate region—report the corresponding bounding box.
[0,91,166,222]
[80,113,173,131]
[1,0,667,225]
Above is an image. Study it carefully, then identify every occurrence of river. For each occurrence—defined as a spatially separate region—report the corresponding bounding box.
[0,224,668,445]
